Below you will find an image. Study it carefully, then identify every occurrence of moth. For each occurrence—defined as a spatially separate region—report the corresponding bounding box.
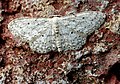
[8,11,106,53]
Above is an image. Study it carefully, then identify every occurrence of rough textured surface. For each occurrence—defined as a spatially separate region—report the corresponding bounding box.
[107,14,120,34]
[8,11,106,53]
[0,0,120,84]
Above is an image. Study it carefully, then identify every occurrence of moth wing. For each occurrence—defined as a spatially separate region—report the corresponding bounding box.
[57,11,105,51]
[8,18,57,53]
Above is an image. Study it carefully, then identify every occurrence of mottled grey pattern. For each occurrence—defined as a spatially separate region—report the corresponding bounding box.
[8,11,106,53]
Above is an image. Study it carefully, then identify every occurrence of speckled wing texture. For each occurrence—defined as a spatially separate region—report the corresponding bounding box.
[8,11,106,53]
[8,18,57,53]
[57,11,106,52]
